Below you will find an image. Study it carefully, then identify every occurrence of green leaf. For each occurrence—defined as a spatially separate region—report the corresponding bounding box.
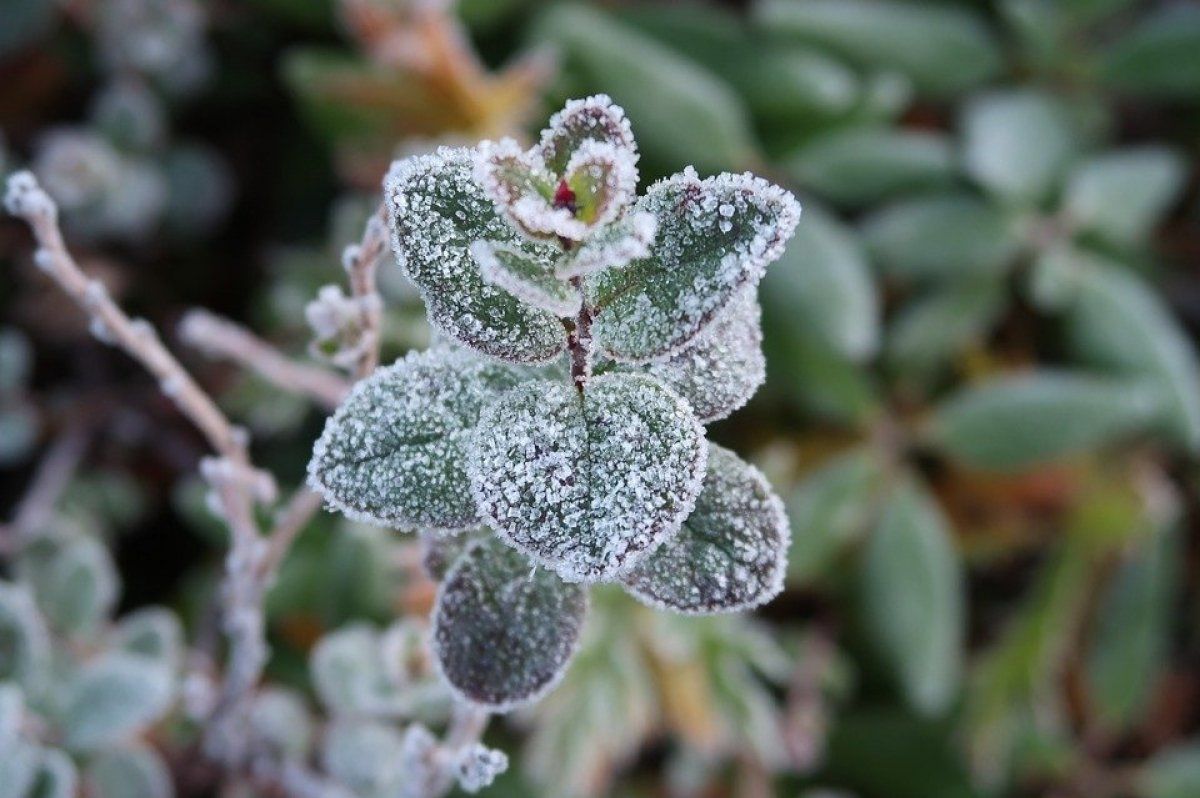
[862,194,1022,282]
[930,372,1159,471]
[763,204,878,361]
[469,374,706,581]
[1063,147,1186,247]
[1086,523,1181,731]
[62,653,175,752]
[756,0,1001,95]
[760,323,879,425]
[532,4,757,174]
[18,535,119,640]
[886,278,1006,380]
[860,480,964,716]
[310,624,409,716]
[249,688,313,762]
[634,290,764,423]
[29,749,76,798]
[109,608,183,669]
[0,583,50,692]
[1066,262,1200,450]
[782,126,955,206]
[588,169,800,363]
[962,89,1077,206]
[537,93,638,178]
[433,539,588,710]
[555,211,657,280]
[787,448,883,585]
[1101,6,1200,98]
[384,148,565,363]
[621,444,788,614]
[308,347,523,532]
[321,719,405,795]
[472,240,581,317]
[1140,744,1200,798]
[0,738,39,798]
[86,745,173,798]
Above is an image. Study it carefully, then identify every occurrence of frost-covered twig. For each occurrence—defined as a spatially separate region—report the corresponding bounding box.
[340,204,388,378]
[180,309,349,409]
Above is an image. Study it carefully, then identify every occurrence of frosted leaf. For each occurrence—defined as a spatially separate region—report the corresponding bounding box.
[308,347,523,532]
[587,169,801,363]
[432,539,587,710]
[473,138,581,241]
[538,94,638,176]
[62,653,175,752]
[556,211,657,280]
[469,373,707,581]
[563,139,638,230]
[0,739,39,798]
[109,607,183,671]
[385,147,565,363]
[322,719,405,795]
[32,749,77,798]
[85,745,174,798]
[249,687,313,761]
[622,445,788,614]
[0,582,51,691]
[310,624,409,717]
[18,534,119,640]
[472,240,581,317]
[636,290,765,423]
[421,529,477,581]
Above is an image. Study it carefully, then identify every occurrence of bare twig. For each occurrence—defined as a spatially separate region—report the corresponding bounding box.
[180,309,349,410]
[0,423,89,554]
[341,204,388,378]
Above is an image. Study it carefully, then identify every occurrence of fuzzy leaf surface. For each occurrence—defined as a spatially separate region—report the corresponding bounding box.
[636,291,765,423]
[472,240,581,317]
[470,373,706,581]
[385,147,565,362]
[622,444,788,614]
[433,539,588,711]
[308,347,523,531]
[588,169,800,363]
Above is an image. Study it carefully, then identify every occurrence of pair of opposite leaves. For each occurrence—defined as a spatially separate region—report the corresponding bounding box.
[309,95,801,710]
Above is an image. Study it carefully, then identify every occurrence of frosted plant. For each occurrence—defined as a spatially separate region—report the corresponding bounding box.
[309,95,801,711]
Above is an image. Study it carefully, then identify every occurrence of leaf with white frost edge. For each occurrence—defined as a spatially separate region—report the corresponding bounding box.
[385,147,565,363]
[474,138,581,241]
[432,539,588,711]
[537,94,638,177]
[63,653,175,752]
[308,348,523,532]
[635,290,764,423]
[472,240,581,317]
[622,444,788,614]
[469,373,707,582]
[555,211,657,280]
[562,139,638,230]
[587,168,800,363]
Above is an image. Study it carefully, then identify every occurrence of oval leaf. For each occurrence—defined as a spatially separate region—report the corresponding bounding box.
[930,372,1159,471]
[433,539,588,711]
[63,653,175,752]
[469,373,706,581]
[635,290,765,423]
[622,444,788,614]
[384,147,565,363]
[1063,147,1185,248]
[472,240,581,317]
[308,347,523,532]
[588,169,800,363]
[860,480,965,716]
[87,745,174,798]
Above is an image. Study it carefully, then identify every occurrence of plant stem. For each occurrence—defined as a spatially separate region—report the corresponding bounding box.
[568,276,592,392]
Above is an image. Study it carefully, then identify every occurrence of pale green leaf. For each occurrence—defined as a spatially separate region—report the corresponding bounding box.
[86,745,174,798]
[1102,6,1200,98]
[1063,147,1186,247]
[63,653,175,752]
[787,448,883,585]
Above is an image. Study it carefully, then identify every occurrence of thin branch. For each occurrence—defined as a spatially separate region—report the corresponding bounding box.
[258,487,325,580]
[180,309,349,410]
[341,204,388,378]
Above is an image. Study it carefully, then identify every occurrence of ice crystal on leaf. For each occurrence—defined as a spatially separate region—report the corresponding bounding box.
[469,373,706,582]
[313,94,801,714]
[633,289,765,423]
[433,539,587,711]
[621,444,789,614]
[308,348,523,532]
[587,167,801,363]
[385,148,565,363]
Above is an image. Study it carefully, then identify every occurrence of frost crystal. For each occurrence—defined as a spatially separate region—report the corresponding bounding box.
[637,290,765,423]
[468,373,707,582]
[471,240,581,317]
[587,168,801,363]
[556,211,657,280]
[537,94,637,176]
[433,539,587,710]
[622,445,789,614]
[307,348,523,531]
[454,744,509,793]
[385,148,565,363]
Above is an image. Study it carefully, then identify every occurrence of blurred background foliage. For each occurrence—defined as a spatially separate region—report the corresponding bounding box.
[2,0,1200,796]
